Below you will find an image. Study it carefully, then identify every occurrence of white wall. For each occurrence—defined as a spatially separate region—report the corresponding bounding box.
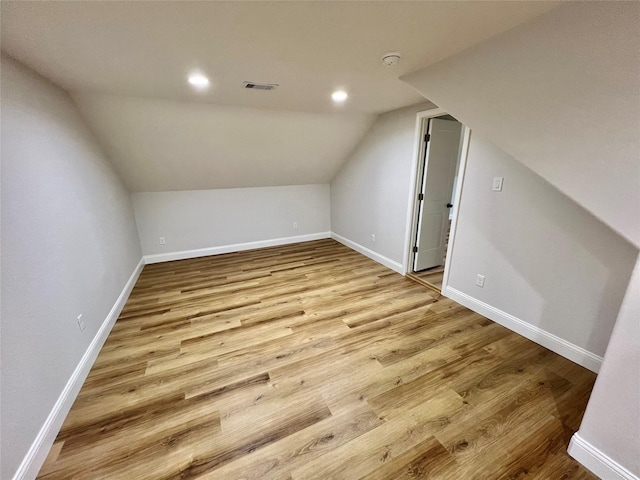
[446,134,637,364]
[132,184,330,260]
[330,96,635,371]
[570,258,640,478]
[402,2,640,248]
[330,102,435,270]
[400,3,640,474]
[1,55,142,479]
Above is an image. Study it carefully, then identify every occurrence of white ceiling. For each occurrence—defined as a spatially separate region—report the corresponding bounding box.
[402,2,640,247]
[1,1,557,114]
[73,93,378,192]
[1,1,557,192]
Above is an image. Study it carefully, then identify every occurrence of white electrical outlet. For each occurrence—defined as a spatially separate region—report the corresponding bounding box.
[371,234,376,243]
[159,237,166,245]
[77,314,86,332]
[492,177,504,192]
[293,222,298,229]
[476,274,485,288]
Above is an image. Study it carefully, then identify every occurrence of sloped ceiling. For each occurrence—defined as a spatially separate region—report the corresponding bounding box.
[1,1,558,191]
[402,2,640,247]
[73,93,378,192]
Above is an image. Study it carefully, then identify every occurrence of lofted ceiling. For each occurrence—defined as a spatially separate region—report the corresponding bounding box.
[402,2,640,247]
[1,1,558,191]
[73,93,379,192]
[1,1,557,115]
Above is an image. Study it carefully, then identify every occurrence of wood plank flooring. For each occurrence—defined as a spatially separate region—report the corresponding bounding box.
[408,266,445,293]
[38,239,597,479]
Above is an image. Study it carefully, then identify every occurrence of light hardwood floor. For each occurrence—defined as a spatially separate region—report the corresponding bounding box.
[38,239,597,479]
[408,266,446,292]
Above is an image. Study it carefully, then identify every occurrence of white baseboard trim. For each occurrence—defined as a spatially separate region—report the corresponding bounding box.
[569,432,639,480]
[442,286,603,373]
[330,232,404,274]
[143,232,331,264]
[13,257,145,480]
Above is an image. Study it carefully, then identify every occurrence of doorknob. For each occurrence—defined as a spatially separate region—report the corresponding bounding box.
[446,203,454,208]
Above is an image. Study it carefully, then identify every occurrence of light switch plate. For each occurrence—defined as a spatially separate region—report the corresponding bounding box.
[492,177,504,192]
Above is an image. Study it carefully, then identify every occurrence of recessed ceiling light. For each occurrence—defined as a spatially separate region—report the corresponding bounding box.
[332,90,348,103]
[188,72,210,90]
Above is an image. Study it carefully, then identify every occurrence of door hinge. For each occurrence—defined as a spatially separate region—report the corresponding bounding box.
[424,133,430,143]
[418,193,424,201]
[413,246,418,253]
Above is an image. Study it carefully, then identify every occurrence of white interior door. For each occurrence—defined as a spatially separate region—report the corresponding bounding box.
[414,118,463,271]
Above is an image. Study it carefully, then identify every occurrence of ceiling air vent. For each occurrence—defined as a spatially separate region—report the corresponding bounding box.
[243,81,279,91]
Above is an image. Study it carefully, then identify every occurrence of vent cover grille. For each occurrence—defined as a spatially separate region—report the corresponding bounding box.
[243,82,279,91]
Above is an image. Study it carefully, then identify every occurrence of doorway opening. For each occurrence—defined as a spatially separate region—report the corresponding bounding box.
[404,111,469,294]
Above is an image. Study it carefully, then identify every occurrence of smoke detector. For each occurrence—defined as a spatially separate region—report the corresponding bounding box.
[243,81,279,91]
[382,52,401,67]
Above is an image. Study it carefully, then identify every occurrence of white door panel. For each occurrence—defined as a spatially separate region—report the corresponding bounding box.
[414,118,462,272]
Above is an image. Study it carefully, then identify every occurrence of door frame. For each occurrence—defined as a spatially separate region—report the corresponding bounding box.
[402,108,471,293]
